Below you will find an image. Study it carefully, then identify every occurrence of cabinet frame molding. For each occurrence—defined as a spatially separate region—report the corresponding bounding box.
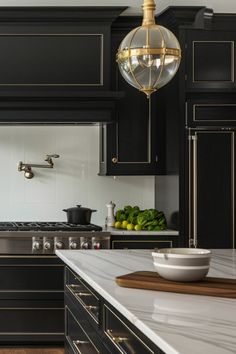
[192,40,235,83]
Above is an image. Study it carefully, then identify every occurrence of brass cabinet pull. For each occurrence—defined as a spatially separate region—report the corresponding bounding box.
[69,284,81,290]
[107,329,129,343]
[112,157,118,163]
[73,340,90,345]
[73,339,99,353]
[75,292,92,297]
[85,305,98,310]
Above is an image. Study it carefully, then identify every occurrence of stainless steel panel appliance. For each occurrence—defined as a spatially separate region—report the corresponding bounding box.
[0,222,110,254]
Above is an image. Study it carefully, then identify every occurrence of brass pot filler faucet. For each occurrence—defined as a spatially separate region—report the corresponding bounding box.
[18,154,60,179]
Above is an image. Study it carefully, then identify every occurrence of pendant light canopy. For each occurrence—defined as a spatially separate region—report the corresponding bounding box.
[116,0,181,98]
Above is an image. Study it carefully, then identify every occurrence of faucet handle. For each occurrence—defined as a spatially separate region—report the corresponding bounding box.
[46,154,60,159]
[45,154,60,163]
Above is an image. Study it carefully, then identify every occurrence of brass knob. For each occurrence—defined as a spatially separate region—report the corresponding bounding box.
[112,157,118,164]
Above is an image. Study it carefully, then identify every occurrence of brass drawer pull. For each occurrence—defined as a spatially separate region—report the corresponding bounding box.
[85,305,98,310]
[76,292,92,297]
[73,340,90,345]
[69,284,81,290]
[107,329,129,343]
[73,339,99,353]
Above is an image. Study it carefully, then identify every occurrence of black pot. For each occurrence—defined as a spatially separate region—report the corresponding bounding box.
[63,205,97,225]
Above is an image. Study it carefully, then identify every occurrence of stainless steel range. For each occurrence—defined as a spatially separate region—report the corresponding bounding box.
[0,222,110,254]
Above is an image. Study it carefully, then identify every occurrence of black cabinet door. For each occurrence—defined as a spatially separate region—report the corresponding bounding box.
[186,30,236,91]
[99,31,164,176]
[187,130,235,248]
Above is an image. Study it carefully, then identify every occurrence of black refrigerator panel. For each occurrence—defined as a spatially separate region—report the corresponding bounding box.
[188,129,234,249]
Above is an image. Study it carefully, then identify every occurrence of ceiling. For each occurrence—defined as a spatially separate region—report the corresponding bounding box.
[0,0,235,15]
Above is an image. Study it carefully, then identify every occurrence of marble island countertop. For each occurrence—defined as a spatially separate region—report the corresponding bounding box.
[56,249,236,354]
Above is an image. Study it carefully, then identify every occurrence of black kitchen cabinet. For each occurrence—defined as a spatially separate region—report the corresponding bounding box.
[65,266,165,354]
[99,18,165,176]
[185,30,236,92]
[186,129,235,248]
[111,234,178,249]
[0,256,64,345]
[173,9,236,248]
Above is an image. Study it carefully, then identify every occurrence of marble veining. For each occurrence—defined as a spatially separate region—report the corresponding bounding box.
[56,249,236,354]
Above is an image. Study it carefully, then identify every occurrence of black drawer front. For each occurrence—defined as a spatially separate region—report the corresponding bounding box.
[0,264,64,291]
[65,267,99,324]
[0,306,64,334]
[103,305,156,354]
[66,305,109,354]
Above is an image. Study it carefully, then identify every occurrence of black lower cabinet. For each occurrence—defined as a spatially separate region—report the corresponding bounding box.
[65,266,165,354]
[111,234,178,249]
[0,256,64,345]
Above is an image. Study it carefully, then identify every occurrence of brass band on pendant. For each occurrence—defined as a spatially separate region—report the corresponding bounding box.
[116,47,181,63]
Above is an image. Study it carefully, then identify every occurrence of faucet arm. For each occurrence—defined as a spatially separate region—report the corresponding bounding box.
[18,154,60,176]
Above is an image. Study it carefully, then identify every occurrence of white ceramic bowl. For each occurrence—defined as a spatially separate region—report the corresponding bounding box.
[152,248,211,282]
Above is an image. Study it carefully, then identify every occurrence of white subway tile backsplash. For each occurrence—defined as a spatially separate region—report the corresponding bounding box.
[0,126,154,225]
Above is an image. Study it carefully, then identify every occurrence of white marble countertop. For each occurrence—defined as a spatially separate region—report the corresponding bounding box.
[104,226,179,236]
[56,249,236,354]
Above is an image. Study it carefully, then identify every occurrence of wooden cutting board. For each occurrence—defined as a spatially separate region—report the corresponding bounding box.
[116,271,236,298]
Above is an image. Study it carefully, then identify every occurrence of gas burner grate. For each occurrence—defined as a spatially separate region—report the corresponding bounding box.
[0,221,102,232]
[0,222,17,231]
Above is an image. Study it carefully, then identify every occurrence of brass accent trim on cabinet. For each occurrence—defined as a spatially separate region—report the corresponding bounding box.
[193,104,236,122]
[0,33,104,86]
[192,41,235,83]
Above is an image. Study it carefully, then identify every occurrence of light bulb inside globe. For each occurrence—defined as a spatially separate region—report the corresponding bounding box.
[116,0,181,98]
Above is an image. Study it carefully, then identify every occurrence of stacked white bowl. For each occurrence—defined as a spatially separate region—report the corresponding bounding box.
[152,248,211,282]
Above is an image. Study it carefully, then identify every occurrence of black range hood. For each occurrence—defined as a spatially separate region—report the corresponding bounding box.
[0,6,127,125]
[0,91,124,125]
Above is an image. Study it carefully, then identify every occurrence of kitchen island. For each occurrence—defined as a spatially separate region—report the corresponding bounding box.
[56,249,236,354]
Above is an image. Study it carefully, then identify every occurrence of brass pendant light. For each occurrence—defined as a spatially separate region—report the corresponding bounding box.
[116,0,181,98]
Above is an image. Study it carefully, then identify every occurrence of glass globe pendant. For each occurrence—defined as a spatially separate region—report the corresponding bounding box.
[116,0,181,98]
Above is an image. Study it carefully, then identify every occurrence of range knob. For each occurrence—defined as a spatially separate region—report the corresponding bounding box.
[33,241,41,251]
[70,241,79,250]
[81,241,91,250]
[44,241,52,250]
[55,241,64,249]
[93,241,101,250]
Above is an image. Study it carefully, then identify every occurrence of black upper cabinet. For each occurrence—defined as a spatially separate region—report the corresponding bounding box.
[99,97,164,175]
[186,30,236,91]
[99,20,165,176]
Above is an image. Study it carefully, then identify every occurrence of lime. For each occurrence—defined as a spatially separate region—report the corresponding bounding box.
[122,220,129,229]
[114,221,122,229]
[134,224,142,231]
[127,223,134,231]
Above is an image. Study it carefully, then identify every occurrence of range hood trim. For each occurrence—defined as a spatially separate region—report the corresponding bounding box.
[0,94,124,125]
